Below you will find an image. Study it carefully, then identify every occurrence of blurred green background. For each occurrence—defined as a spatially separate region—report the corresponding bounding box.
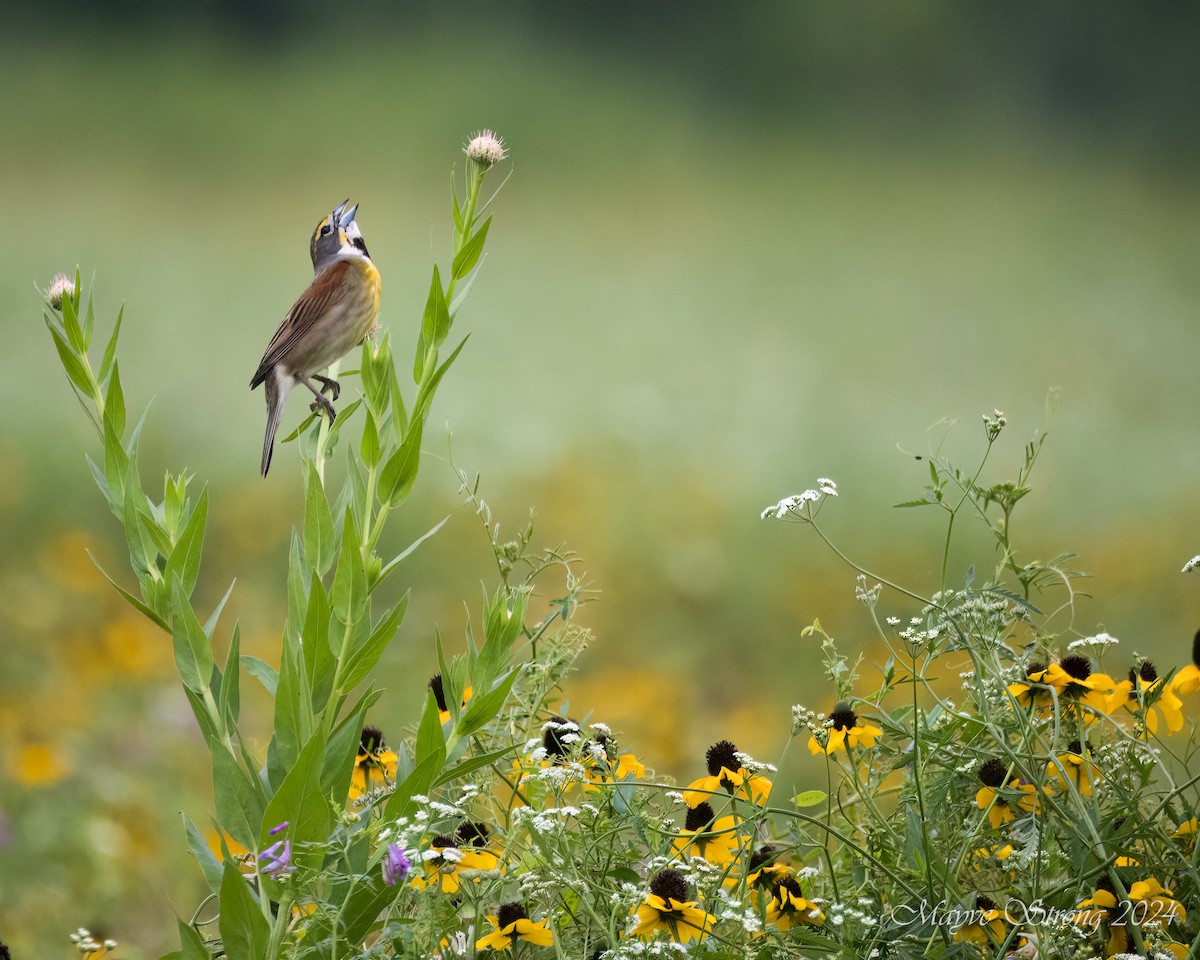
[3,2,1200,954]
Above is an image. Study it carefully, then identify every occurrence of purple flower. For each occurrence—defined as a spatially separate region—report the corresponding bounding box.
[268,821,290,836]
[259,838,293,878]
[382,843,411,886]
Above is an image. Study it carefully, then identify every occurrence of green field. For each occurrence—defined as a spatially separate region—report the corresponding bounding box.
[2,20,1199,955]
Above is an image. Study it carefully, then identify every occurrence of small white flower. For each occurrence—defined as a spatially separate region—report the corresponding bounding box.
[886,616,900,625]
[1068,632,1119,649]
[464,129,507,167]
[1183,555,1200,574]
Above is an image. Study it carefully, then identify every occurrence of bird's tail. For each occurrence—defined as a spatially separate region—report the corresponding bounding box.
[261,368,289,476]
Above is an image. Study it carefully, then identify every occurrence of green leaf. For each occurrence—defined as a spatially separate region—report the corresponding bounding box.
[218,861,270,960]
[433,743,520,787]
[339,592,409,692]
[273,614,311,773]
[261,727,335,871]
[164,487,208,601]
[46,321,93,396]
[176,917,210,960]
[375,516,448,589]
[415,265,449,379]
[171,578,214,695]
[793,789,828,807]
[240,655,278,695]
[411,334,469,427]
[211,746,265,852]
[330,509,368,626]
[61,278,86,353]
[88,552,170,631]
[360,408,381,470]
[301,572,335,712]
[378,418,423,508]
[219,624,241,728]
[304,462,335,577]
[183,813,224,896]
[285,533,306,644]
[415,689,446,767]
[451,215,491,281]
[321,689,378,799]
[98,304,124,383]
[454,669,518,740]
[103,359,126,438]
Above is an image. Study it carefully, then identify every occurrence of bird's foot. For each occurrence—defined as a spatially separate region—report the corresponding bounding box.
[313,375,341,401]
[309,394,337,422]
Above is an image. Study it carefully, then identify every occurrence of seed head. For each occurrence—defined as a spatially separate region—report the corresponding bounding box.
[464,129,507,168]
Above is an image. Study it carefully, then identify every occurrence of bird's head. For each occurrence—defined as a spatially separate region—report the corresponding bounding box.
[310,199,370,271]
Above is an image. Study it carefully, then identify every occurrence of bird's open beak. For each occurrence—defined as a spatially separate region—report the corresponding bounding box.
[337,201,359,227]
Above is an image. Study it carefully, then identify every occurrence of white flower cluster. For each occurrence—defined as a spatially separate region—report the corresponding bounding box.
[1067,632,1119,650]
[734,751,776,774]
[1182,555,1200,574]
[760,478,838,520]
[70,929,117,955]
[855,574,882,606]
[982,408,1008,440]
[791,705,824,738]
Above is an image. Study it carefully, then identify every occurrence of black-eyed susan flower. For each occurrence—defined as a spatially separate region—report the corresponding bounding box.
[350,726,398,801]
[1172,817,1197,847]
[584,733,645,789]
[952,895,1010,948]
[1039,655,1116,713]
[1046,739,1101,797]
[807,704,882,756]
[541,716,581,762]
[682,739,772,807]
[1108,661,1184,735]
[410,834,501,894]
[744,845,793,896]
[476,902,553,951]
[975,759,1038,829]
[765,875,824,930]
[672,801,740,865]
[631,869,716,943]
[429,673,473,725]
[1169,630,1200,697]
[1006,661,1052,709]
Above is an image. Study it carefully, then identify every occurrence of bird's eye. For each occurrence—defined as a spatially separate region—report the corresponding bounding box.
[319,223,332,237]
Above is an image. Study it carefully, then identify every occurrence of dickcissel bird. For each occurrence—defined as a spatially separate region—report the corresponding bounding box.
[250,199,381,475]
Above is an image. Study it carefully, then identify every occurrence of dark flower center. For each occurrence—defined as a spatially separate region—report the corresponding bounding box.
[773,875,804,902]
[649,868,689,904]
[829,704,859,731]
[1138,660,1158,682]
[685,802,716,832]
[748,844,778,872]
[430,834,457,849]
[454,821,490,847]
[976,895,996,912]
[978,758,1009,788]
[428,674,448,711]
[705,739,740,776]
[1025,661,1047,679]
[543,717,576,760]
[0,940,9,960]
[1067,739,1083,755]
[496,902,528,929]
[360,726,385,753]
[1193,629,1200,669]
[1095,876,1115,894]
[1060,655,1092,681]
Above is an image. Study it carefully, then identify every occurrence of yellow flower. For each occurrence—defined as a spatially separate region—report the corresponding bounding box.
[1007,661,1053,709]
[1046,740,1100,797]
[807,704,882,755]
[349,726,398,801]
[1039,656,1116,713]
[1169,630,1200,696]
[1108,661,1184,735]
[1172,817,1197,843]
[584,733,645,790]
[682,739,772,806]
[10,741,70,787]
[632,869,716,943]
[952,895,1010,947]
[410,835,501,894]
[765,875,824,930]
[672,802,741,865]
[1074,876,1187,954]
[429,673,473,725]
[476,903,553,950]
[741,845,793,896]
[975,759,1038,829]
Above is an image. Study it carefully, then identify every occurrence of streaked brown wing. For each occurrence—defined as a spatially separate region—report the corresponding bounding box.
[250,260,352,387]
